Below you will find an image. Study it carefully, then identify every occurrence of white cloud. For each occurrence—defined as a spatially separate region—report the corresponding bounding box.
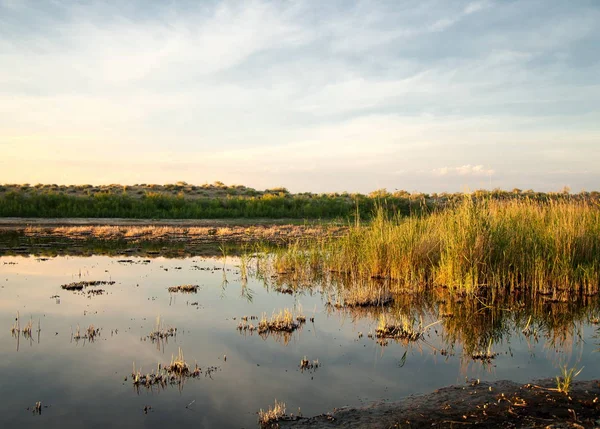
[433,165,495,177]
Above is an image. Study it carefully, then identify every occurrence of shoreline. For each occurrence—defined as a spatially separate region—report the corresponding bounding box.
[277,379,600,428]
[0,217,346,244]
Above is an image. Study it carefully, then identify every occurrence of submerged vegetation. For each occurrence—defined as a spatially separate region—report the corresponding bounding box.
[264,198,600,295]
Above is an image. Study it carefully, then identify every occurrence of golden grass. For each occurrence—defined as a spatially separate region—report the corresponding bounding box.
[263,198,600,295]
[258,309,301,334]
[258,399,287,427]
[148,315,177,341]
[168,284,199,293]
[556,365,583,394]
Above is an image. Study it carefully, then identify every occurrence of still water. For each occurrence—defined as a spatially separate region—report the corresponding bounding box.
[0,254,598,428]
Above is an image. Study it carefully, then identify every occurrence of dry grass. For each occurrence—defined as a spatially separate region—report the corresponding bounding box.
[263,198,600,296]
[21,223,344,243]
[131,348,207,389]
[375,314,422,342]
[258,399,287,427]
[61,280,115,291]
[168,284,199,293]
[299,356,320,371]
[73,324,100,341]
[258,309,302,334]
[148,315,177,342]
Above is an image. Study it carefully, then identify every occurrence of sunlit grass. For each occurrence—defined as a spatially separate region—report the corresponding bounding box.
[264,198,600,295]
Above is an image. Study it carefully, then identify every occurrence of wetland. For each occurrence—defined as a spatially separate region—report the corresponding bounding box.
[1,197,599,428]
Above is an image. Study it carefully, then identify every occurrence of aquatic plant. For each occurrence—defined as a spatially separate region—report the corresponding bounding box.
[262,198,600,295]
[556,364,583,394]
[299,356,320,372]
[61,280,115,291]
[258,399,287,427]
[168,284,199,293]
[258,309,302,334]
[148,315,177,342]
[375,314,422,342]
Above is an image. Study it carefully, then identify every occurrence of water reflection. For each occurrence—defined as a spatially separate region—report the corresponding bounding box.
[0,254,598,429]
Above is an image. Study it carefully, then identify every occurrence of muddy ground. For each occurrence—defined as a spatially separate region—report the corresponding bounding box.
[0,218,345,244]
[278,379,600,428]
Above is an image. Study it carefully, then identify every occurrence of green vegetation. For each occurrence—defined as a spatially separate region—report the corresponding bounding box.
[556,365,583,394]
[263,198,600,294]
[1,181,597,219]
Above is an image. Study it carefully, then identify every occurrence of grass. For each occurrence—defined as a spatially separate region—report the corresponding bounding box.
[264,198,600,295]
[299,356,320,371]
[148,316,177,342]
[375,314,422,342]
[131,348,204,389]
[2,182,595,220]
[556,365,583,394]
[61,280,115,291]
[73,324,100,341]
[167,284,199,293]
[258,399,287,427]
[258,309,302,334]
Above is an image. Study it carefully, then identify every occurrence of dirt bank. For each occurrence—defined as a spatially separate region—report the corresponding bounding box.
[277,379,600,428]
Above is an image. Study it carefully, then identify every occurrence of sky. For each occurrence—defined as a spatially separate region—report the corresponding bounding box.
[1,0,599,193]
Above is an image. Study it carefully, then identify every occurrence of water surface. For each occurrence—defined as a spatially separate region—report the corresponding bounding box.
[1,254,598,428]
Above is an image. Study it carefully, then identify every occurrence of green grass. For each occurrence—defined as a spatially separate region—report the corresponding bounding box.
[1,182,597,220]
[556,364,583,394]
[264,197,600,295]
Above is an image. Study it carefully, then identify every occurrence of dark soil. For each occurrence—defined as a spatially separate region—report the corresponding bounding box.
[278,379,600,428]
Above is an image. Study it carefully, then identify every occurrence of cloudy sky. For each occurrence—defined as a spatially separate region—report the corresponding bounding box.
[1,0,599,193]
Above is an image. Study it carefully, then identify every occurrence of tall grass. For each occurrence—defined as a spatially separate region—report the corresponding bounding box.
[266,198,600,295]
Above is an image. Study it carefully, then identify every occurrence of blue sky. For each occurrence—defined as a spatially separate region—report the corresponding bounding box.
[1,0,599,193]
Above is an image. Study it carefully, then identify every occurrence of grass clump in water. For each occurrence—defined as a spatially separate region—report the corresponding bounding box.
[375,314,422,342]
[168,284,199,293]
[258,399,287,427]
[73,324,100,341]
[258,309,302,334]
[130,348,216,390]
[148,315,176,342]
[61,280,115,291]
[299,356,320,372]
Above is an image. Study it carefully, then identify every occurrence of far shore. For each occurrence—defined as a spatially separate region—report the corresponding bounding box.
[0,217,346,244]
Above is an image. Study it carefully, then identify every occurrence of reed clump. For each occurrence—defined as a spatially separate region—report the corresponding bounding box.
[130,348,217,390]
[168,284,199,293]
[331,282,393,308]
[263,198,600,295]
[258,399,287,427]
[148,316,177,342]
[258,309,303,334]
[375,314,422,342]
[73,324,100,341]
[61,280,115,291]
[299,356,320,372]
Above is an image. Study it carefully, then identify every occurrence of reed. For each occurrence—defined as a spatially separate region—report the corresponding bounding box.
[556,365,583,394]
[168,284,199,293]
[258,399,287,427]
[264,198,600,295]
